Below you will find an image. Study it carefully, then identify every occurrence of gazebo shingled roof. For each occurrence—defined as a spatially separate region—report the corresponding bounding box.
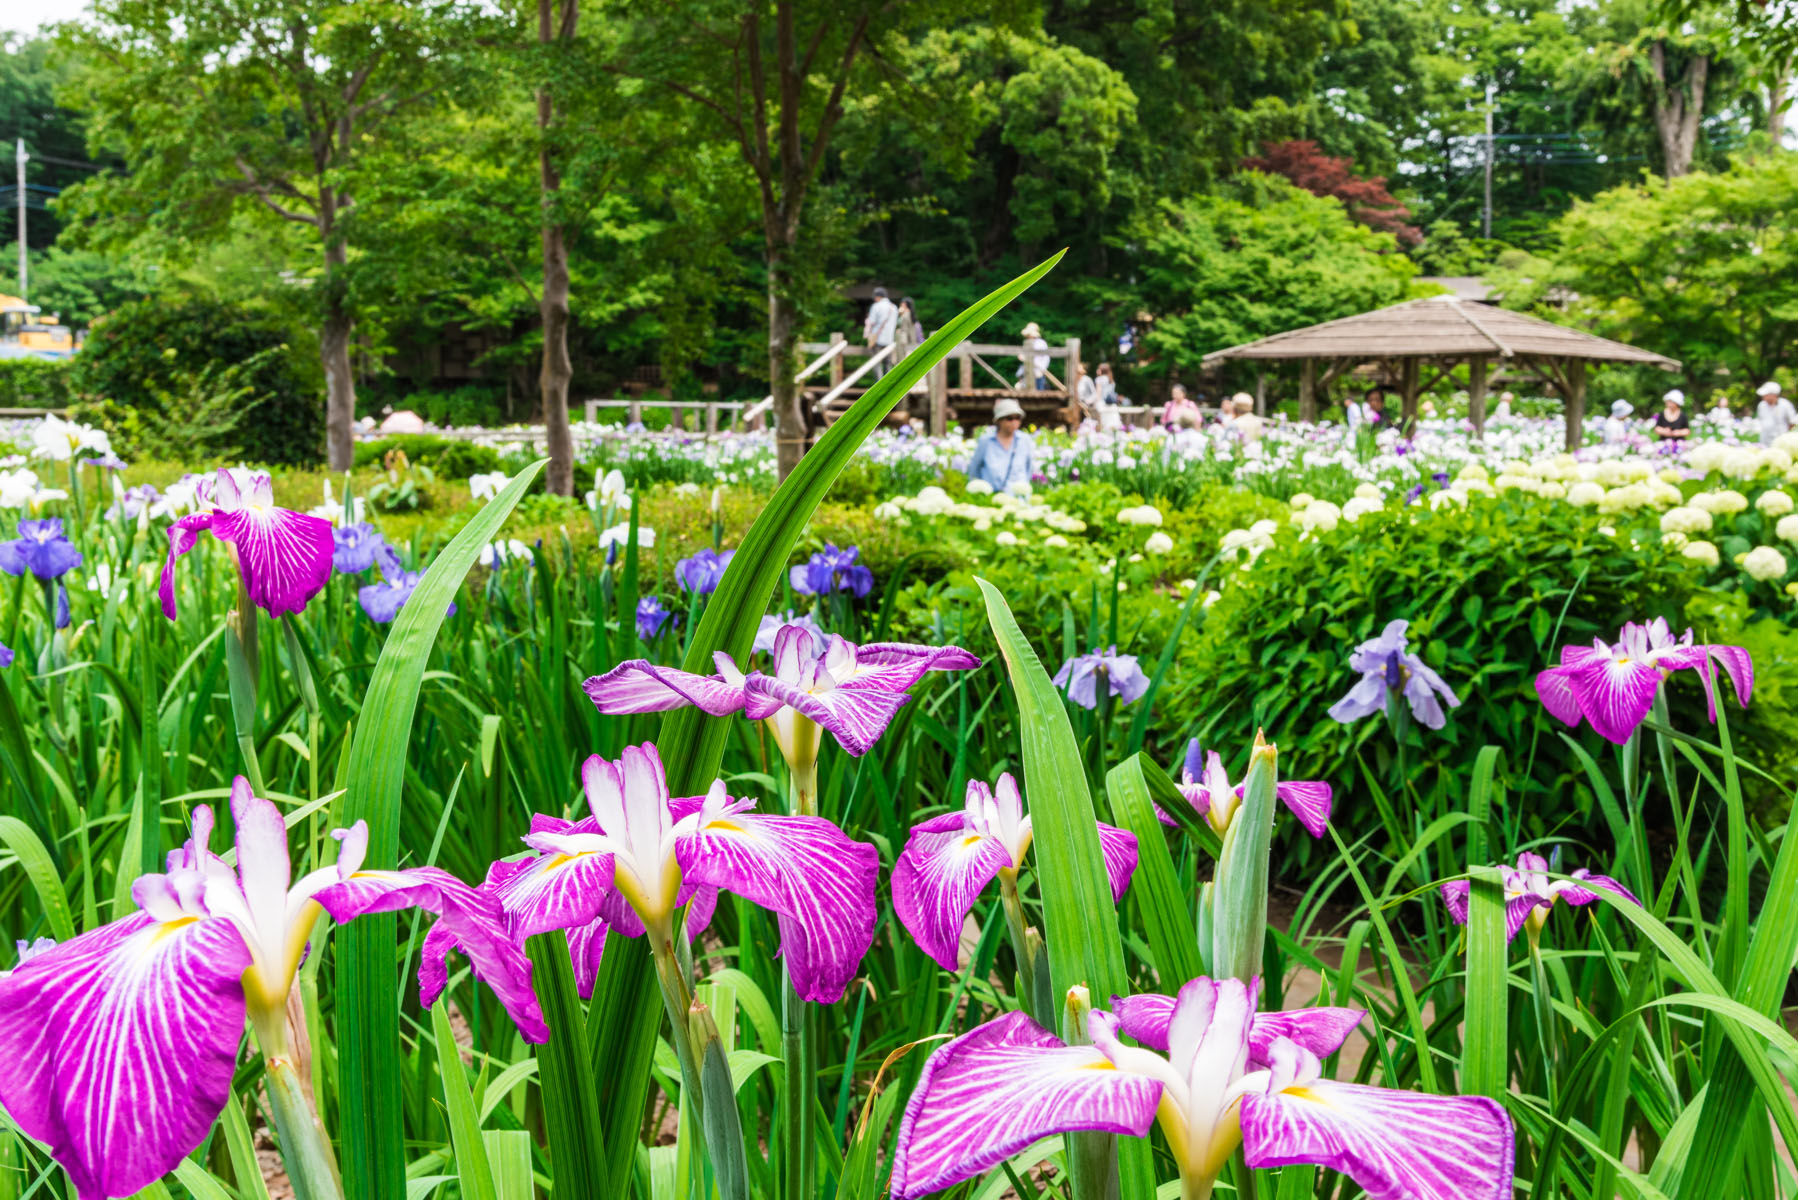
[1200,294,1680,449]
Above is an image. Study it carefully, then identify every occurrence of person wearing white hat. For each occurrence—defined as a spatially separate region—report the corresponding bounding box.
[1603,399,1634,443]
[966,398,1037,492]
[1757,379,1797,444]
[1018,323,1051,390]
[1653,388,1689,443]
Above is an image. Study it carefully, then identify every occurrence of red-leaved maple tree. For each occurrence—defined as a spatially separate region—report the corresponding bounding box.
[1241,140,1423,245]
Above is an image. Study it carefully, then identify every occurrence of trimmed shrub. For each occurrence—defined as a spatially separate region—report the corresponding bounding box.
[0,359,73,408]
[353,435,502,481]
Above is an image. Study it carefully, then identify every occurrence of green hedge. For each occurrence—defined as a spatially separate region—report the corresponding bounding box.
[353,435,502,481]
[0,359,73,408]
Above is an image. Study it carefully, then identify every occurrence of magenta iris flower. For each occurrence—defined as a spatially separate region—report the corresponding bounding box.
[159,468,334,620]
[1441,851,1638,944]
[1052,646,1150,709]
[0,518,83,581]
[754,610,823,655]
[675,547,734,595]
[1327,619,1460,730]
[890,976,1513,1200]
[1534,617,1752,744]
[453,743,879,1003]
[584,624,978,758]
[1162,738,1333,838]
[893,774,1137,971]
[0,778,544,1200]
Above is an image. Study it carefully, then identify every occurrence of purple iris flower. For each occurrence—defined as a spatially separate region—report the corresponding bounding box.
[636,595,675,640]
[160,468,334,620]
[1162,738,1332,838]
[455,743,879,1002]
[0,777,545,1200]
[1535,617,1751,745]
[585,625,978,758]
[754,610,824,656]
[0,519,83,581]
[1441,851,1639,944]
[332,522,385,573]
[893,773,1136,971]
[889,975,1513,1200]
[1327,619,1460,730]
[106,484,160,521]
[81,454,127,471]
[54,583,69,630]
[675,547,735,595]
[0,641,12,668]
[358,544,452,625]
[790,543,873,598]
[1052,646,1150,709]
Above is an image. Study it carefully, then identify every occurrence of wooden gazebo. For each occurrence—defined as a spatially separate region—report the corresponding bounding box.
[1201,295,1681,449]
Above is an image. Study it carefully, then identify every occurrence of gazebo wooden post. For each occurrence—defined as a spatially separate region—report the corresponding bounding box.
[1469,356,1489,438]
[1563,359,1588,451]
[1299,359,1317,422]
[928,360,948,436]
[1400,357,1420,429]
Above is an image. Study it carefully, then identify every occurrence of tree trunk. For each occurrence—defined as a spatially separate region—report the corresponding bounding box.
[538,0,576,496]
[1648,42,1709,177]
[320,191,356,470]
[1563,360,1587,452]
[769,249,805,480]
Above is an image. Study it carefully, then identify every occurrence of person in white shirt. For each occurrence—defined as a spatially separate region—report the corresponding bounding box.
[1603,399,1633,443]
[1756,380,1797,443]
[1019,322,1051,390]
[863,287,898,379]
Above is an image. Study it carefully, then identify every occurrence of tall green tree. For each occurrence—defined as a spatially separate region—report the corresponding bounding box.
[57,0,495,468]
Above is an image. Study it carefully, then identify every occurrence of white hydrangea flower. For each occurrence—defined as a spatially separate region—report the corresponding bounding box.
[1755,490,1794,517]
[1566,482,1605,507]
[1145,531,1174,554]
[1660,506,1713,535]
[1681,539,1720,568]
[1778,513,1798,543]
[1742,545,1789,581]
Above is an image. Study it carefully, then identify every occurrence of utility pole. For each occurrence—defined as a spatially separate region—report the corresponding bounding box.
[1482,85,1495,240]
[14,139,26,302]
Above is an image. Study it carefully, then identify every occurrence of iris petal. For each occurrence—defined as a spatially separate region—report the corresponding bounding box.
[582,660,748,716]
[892,827,1010,970]
[209,506,335,618]
[744,674,910,756]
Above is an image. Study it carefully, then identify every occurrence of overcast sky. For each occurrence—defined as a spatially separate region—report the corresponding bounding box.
[3,0,91,38]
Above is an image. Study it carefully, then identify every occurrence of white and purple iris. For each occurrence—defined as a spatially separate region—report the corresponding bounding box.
[790,543,873,598]
[1441,851,1638,944]
[1053,645,1150,709]
[584,623,977,761]
[1163,738,1333,838]
[1534,617,1752,744]
[0,517,84,581]
[1327,619,1460,730]
[331,521,386,574]
[454,742,878,1003]
[0,778,543,1200]
[890,976,1513,1200]
[159,468,335,620]
[892,773,1138,971]
[675,547,734,595]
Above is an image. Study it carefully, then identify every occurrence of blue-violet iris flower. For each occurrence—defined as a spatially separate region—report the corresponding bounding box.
[890,975,1513,1200]
[160,468,334,620]
[332,521,385,573]
[0,778,545,1200]
[636,595,675,640]
[1162,738,1332,838]
[893,773,1136,971]
[790,543,873,597]
[0,518,83,581]
[675,547,734,595]
[1441,851,1638,944]
[358,543,452,625]
[1053,646,1150,709]
[1535,617,1751,744]
[454,742,878,1002]
[1327,619,1460,730]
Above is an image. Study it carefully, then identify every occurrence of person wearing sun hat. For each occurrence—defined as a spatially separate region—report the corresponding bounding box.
[1653,387,1689,443]
[1604,398,1634,443]
[1757,379,1797,443]
[966,398,1036,492]
[1018,322,1051,390]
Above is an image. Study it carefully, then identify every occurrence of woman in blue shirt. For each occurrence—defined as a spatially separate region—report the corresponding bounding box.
[966,399,1036,492]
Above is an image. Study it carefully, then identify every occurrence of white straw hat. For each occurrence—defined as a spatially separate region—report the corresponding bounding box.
[1610,399,1633,418]
[1758,380,1782,396]
[1663,388,1685,406]
[993,399,1025,420]
[1020,322,1042,338]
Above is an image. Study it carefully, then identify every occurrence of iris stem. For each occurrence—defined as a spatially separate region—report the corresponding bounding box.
[779,967,816,1200]
[252,1008,345,1200]
[223,567,265,794]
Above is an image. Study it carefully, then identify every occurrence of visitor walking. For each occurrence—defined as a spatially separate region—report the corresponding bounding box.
[864,287,898,380]
[1161,383,1201,430]
[1604,399,1633,443]
[1019,322,1051,390]
[1756,380,1797,443]
[966,399,1036,492]
[1652,389,1690,443]
[1095,363,1123,431]
[1229,394,1264,441]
